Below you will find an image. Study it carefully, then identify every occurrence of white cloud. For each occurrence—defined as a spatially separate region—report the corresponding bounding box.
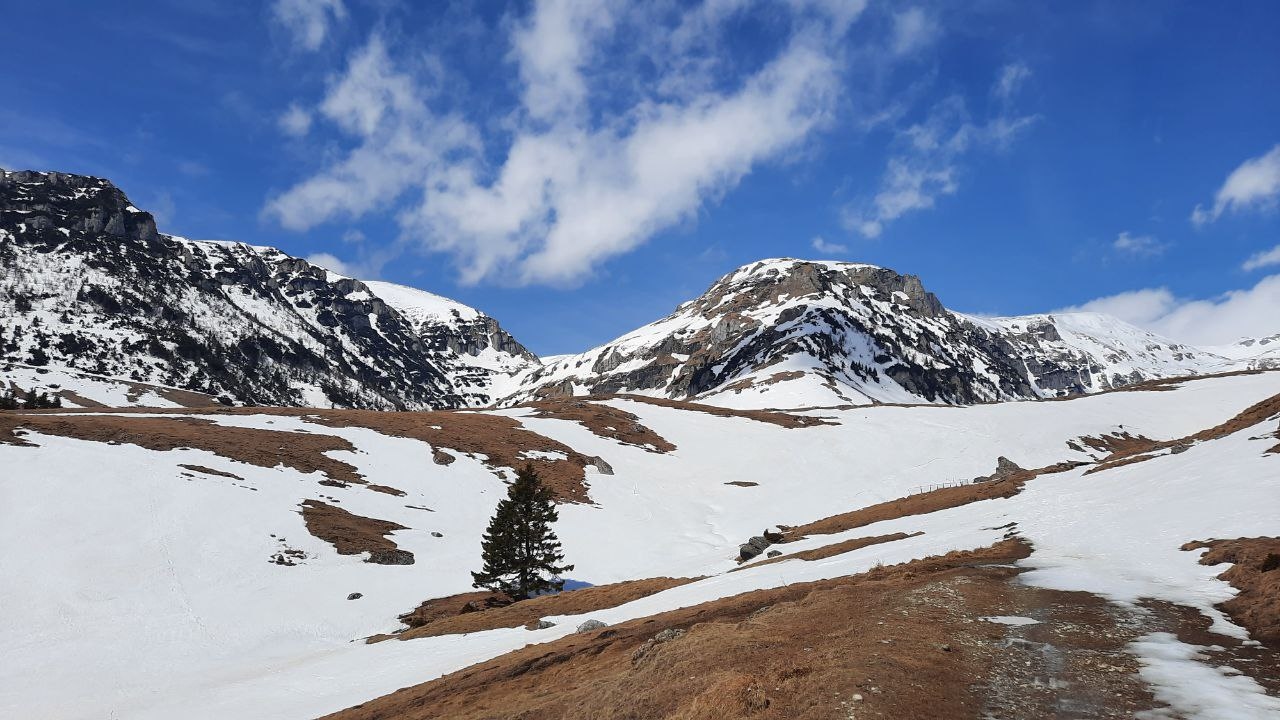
[267,2,862,286]
[271,0,346,52]
[509,0,618,123]
[890,7,938,56]
[843,89,1037,238]
[993,62,1031,101]
[810,236,848,255]
[278,104,312,137]
[1242,244,1280,272]
[305,252,354,276]
[1191,144,1280,226]
[341,228,366,244]
[304,247,394,279]
[1112,231,1165,257]
[264,35,479,231]
[1058,274,1280,346]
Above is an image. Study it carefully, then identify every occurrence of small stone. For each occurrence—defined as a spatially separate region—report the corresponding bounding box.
[851,694,864,702]
[531,620,555,630]
[576,619,607,633]
[347,592,363,600]
[940,644,952,652]
[430,531,443,538]
[766,550,782,558]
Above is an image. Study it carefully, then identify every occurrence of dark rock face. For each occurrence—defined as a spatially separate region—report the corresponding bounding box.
[0,169,534,409]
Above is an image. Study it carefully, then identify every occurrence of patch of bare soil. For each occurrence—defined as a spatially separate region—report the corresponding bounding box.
[58,390,108,408]
[2,407,606,503]
[523,399,676,452]
[300,500,413,565]
[322,539,1182,720]
[1073,431,1160,459]
[391,577,698,641]
[178,463,243,480]
[607,394,833,429]
[1183,537,1280,647]
[300,410,603,503]
[739,532,923,571]
[0,413,365,484]
[782,462,1084,540]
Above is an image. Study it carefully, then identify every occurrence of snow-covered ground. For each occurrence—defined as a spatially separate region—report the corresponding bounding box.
[1,371,1278,719]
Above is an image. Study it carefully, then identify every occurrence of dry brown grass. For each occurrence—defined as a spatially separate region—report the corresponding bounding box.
[523,399,676,452]
[607,394,832,429]
[737,532,923,571]
[392,577,698,641]
[300,500,410,563]
[321,538,1174,720]
[0,405,611,502]
[1183,537,1280,647]
[0,412,365,483]
[782,462,1084,540]
[1082,391,1280,473]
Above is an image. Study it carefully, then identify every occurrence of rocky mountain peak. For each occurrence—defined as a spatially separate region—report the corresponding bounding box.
[0,169,536,410]
[1,169,160,246]
[684,258,945,321]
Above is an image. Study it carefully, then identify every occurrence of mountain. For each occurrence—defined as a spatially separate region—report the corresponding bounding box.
[1204,333,1280,370]
[362,281,538,402]
[507,258,1230,408]
[0,168,1253,413]
[967,311,1222,393]
[0,169,536,409]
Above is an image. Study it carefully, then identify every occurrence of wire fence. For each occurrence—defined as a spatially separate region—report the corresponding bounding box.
[908,479,979,495]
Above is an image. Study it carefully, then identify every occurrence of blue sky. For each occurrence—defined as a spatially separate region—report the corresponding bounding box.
[3,0,1279,355]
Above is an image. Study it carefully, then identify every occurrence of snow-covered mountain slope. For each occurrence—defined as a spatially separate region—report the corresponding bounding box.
[363,280,538,402]
[969,311,1225,394]
[0,362,218,408]
[2,371,1278,718]
[508,258,1234,408]
[0,169,535,409]
[1205,333,1280,369]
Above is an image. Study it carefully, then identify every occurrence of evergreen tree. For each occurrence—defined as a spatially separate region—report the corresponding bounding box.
[472,464,574,600]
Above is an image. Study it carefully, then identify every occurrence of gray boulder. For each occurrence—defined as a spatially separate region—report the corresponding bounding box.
[365,549,415,565]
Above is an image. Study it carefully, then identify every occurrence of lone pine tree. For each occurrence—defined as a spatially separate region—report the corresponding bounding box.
[471,464,574,601]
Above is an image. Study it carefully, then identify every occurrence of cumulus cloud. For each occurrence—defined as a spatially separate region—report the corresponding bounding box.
[1242,244,1280,272]
[278,104,312,137]
[1112,231,1165,257]
[1057,274,1280,346]
[811,236,849,255]
[1191,144,1280,226]
[843,87,1037,238]
[272,0,346,51]
[267,1,861,286]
